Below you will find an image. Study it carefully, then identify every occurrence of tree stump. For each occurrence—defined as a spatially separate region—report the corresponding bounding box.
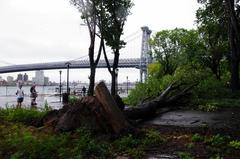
[95,81,131,134]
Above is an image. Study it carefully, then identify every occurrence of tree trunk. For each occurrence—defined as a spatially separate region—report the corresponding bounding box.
[88,36,96,96]
[95,81,131,133]
[111,49,120,95]
[111,70,116,95]
[225,0,240,91]
[124,83,196,120]
[88,66,96,96]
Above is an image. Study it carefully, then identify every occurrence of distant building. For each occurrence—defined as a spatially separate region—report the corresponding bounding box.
[23,73,28,81]
[17,73,23,81]
[33,70,44,85]
[7,76,14,82]
[44,77,49,85]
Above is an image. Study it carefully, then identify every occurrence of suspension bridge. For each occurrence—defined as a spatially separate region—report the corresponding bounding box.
[0,26,152,82]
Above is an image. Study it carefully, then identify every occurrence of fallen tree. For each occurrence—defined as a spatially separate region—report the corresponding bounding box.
[124,82,196,120]
[33,81,195,134]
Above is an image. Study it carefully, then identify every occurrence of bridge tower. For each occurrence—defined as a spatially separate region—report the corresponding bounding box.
[140,26,152,82]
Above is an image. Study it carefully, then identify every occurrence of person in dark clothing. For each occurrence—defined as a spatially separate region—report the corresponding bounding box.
[82,86,86,96]
[30,84,38,106]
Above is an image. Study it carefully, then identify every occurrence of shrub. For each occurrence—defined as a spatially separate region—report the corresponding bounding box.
[204,134,230,147]
[142,129,165,146]
[0,108,47,123]
[229,140,240,149]
[125,75,174,106]
[73,128,110,158]
[5,128,111,159]
[191,133,203,142]
[127,147,145,159]
[69,95,79,105]
[198,104,218,112]
[113,134,140,152]
[178,152,194,159]
[125,65,208,106]
[196,76,226,99]
[7,131,71,159]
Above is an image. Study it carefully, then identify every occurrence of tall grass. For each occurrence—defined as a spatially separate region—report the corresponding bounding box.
[0,107,47,123]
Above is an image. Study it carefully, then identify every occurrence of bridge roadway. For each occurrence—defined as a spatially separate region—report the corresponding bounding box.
[0,58,144,73]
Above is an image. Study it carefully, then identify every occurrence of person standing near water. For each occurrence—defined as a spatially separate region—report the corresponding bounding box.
[82,86,86,96]
[16,85,24,108]
[30,84,38,106]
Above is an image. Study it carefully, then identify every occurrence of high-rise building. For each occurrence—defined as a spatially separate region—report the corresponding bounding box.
[33,70,44,85]
[17,73,23,81]
[44,77,49,85]
[23,73,28,81]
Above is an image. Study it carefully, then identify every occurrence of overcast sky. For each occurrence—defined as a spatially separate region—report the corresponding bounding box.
[0,0,199,83]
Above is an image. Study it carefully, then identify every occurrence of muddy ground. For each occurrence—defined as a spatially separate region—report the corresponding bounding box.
[142,108,240,159]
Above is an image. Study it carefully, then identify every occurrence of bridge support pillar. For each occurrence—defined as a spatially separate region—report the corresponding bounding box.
[140,26,152,83]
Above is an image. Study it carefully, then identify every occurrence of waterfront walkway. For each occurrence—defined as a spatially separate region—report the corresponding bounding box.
[0,95,62,109]
[146,108,240,131]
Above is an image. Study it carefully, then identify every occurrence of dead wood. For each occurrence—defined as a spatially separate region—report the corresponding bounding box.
[124,82,196,120]
[95,81,131,134]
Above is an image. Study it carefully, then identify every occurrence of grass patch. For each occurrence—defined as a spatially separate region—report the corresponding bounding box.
[0,107,47,124]
[229,140,240,149]
[0,112,166,159]
[196,98,240,112]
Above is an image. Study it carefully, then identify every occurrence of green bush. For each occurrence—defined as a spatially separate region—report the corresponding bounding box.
[125,75,174,106]
[125,65,208,106]
[191,133,203,142]
[196,76,226,99]
[204,134,230,147]
[113,134,140,152]
[178,152,194,159]
[209,156,223,159]
[0,108,47,123]
[142,129,165,146]
[127,147,145,159]
[229,140,240,149]
[73,128,110,158]
[69,95,79,105]
[173,65,209,85]
[7,131,71,159]
[198,104,219,112]
[4,128,111,159]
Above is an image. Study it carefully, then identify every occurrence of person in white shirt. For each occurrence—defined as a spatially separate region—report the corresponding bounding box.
[16,85,24,108]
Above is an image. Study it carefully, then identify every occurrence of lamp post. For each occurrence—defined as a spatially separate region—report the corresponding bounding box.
[126,76,128,94]
[59,70,62,102]
[65,62,71,94]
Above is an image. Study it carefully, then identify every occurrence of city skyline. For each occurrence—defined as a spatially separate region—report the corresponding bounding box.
[0,71,51,86]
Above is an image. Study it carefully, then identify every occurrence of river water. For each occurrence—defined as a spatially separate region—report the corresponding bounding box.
[0,86,62,109]
[0,85,130,109]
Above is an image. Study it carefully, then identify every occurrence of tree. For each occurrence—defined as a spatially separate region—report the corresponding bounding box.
[196,0,228,81]
[149,28,191,76]
[70,0,102,95]
[99,0,133,95]
[225,0,240,91]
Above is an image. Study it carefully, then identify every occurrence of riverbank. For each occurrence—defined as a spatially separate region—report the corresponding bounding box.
[0,95,62,109]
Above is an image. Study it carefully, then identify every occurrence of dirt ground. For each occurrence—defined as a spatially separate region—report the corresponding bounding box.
[142,108,240,159]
